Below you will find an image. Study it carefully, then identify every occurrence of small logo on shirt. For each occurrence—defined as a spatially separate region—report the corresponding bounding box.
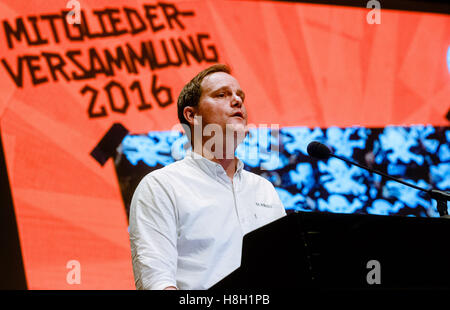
[256,202,273,208]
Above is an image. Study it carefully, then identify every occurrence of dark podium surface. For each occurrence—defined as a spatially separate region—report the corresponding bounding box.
[211,211,450,289]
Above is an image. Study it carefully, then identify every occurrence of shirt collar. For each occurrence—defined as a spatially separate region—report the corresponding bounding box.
[186,150,244,180]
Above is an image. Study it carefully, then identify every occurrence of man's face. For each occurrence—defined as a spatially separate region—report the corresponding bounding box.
[196,71,248,133]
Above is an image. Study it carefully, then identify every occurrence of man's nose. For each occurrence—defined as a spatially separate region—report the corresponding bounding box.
[231,93,243,107]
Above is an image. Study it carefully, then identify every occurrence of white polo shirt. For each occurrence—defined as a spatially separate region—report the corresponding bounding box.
[129,151,286,290]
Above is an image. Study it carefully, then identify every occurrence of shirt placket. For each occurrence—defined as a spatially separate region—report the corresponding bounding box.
[208,160,247,234]
[232,172,249,233]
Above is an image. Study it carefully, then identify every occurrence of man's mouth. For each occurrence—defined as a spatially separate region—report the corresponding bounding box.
[231,111,244,118]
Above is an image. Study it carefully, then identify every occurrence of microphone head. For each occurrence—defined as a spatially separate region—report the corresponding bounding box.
[307,141,332,159]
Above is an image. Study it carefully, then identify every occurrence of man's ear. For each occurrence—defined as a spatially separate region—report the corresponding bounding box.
[183,106,196,126]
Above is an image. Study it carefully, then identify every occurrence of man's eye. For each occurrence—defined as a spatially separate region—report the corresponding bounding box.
[217,93,225,97]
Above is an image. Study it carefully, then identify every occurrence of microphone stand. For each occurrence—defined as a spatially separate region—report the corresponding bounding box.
[429,190,450,218]
[329,153,449,217]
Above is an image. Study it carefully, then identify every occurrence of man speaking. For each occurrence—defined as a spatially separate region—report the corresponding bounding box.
[129,64,286,290]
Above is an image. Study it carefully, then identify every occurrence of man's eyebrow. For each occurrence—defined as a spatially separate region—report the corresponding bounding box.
[211,86,229,93]
[212,86,245,98]
[237,89,245,99]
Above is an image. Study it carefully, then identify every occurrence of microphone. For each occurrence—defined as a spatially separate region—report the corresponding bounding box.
[307,141,450,217]
[307,141,332,159]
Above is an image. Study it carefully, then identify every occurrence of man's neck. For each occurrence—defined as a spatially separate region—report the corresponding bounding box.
[214,157,237,181]
[193,146,238,181]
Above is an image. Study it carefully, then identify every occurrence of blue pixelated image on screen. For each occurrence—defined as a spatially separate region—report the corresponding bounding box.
[115,125,449,218]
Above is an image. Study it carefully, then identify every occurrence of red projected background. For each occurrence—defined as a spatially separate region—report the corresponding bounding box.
[0,0,448,289]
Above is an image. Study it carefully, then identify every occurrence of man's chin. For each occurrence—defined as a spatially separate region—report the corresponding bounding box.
[226,122,248,134]
[225,123,248,146]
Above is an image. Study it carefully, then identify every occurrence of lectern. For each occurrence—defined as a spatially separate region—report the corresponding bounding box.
[211,211,450,289]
